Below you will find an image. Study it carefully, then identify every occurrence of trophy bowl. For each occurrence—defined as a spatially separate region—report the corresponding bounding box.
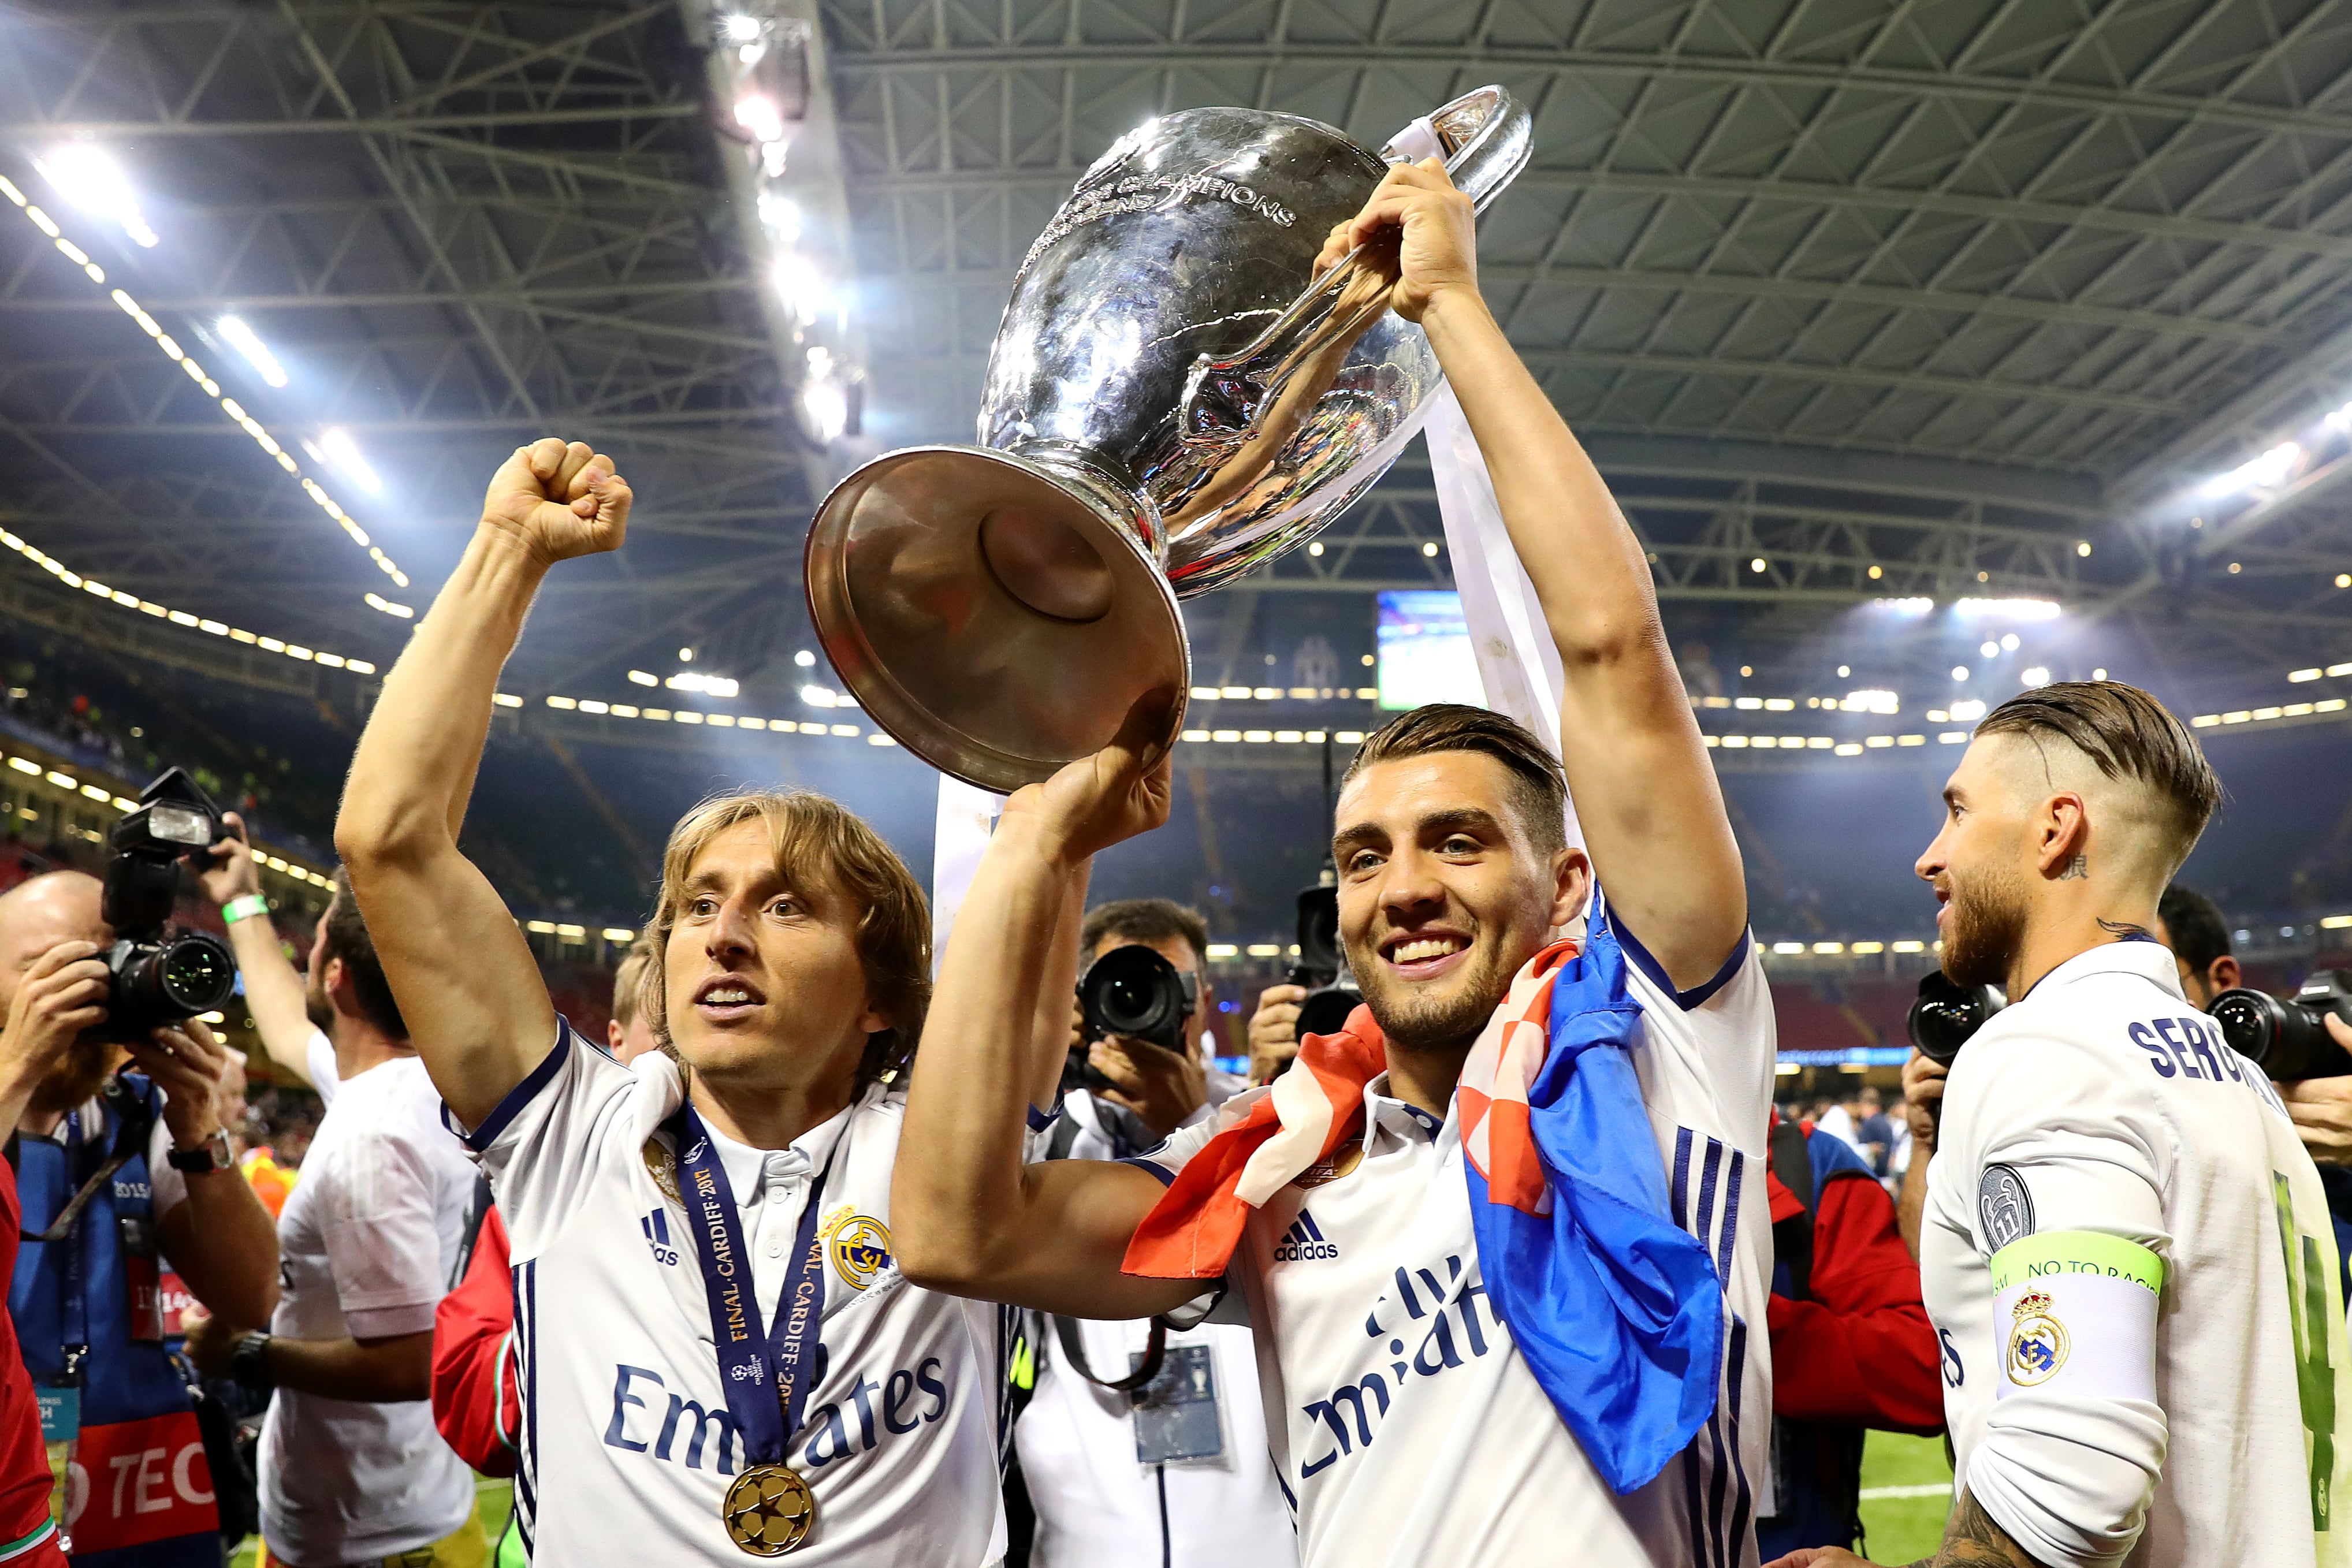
[805,85,1530,792]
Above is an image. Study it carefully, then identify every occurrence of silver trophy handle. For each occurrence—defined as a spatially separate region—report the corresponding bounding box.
[1178,85,1530,450]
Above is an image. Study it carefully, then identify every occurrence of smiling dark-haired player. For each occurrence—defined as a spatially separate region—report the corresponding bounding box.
[892,159,1776,1568]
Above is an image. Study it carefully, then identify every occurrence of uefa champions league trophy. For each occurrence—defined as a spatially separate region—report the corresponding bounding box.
[803,85,1531,791]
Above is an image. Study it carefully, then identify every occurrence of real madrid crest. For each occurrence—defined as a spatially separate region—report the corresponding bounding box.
[642,1136,682,1205]
[823,1209,894,1291]
[2005,1288,2069,1387]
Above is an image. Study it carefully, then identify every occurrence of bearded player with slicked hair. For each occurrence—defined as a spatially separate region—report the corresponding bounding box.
[1770,682,2350,1568]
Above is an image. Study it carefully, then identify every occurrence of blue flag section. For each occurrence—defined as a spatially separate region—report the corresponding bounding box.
[1465,915,1726,1496]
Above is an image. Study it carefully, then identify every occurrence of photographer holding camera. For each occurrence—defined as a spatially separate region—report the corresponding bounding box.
[1013,899,1290,1568]
[1,773,279,1563]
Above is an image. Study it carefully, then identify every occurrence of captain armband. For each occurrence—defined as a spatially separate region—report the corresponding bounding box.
[1988,1231,2164,1404]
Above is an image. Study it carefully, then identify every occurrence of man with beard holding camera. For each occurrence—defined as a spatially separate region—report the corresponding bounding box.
[1772,684,2349,1568]
[0,871,278,1563]
[897,157,1772,1568]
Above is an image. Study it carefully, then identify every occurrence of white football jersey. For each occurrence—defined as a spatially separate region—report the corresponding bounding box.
[1925,939,2352,1568]
[460,1022,1018,1566]
[1127,911,1774,1568]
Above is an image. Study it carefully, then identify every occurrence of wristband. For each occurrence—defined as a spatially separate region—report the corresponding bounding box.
[221,894,270,925]
[230,1331,275,1393]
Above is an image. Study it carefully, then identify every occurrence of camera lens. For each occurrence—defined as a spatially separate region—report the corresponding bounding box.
[1102,974,1156,1033]
[159,937,234,1010]
[1078,945,1189,1053]
[1906,972,2004,1067]
[2212,986,2352,1081]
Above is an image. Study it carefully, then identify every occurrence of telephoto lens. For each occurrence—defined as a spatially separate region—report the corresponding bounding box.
[1906,970,2007,1069]
[1077,944,1197,1055]
[102,931,238,1042]
[2211,970,2352,1081]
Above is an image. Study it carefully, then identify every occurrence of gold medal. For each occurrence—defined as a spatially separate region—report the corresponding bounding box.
[724,1463,815,1555]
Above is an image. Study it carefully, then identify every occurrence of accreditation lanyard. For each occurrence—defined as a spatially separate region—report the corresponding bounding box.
[57,1112,86,1387]
[667,1104,836,1470]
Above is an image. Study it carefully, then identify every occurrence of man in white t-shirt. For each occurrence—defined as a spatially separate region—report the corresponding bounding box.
[335,440,1053,1564]
[184,865,483,1566]
[894,159,1773,1568]
[1769,682,2352,1568]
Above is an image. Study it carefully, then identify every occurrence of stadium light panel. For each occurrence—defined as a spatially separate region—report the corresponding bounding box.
[217,316,288,388]
[34,146,157,247]
[316,428,382,494]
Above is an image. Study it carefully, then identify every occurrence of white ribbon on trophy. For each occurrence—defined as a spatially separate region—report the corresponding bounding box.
[930,776,1004,978]
[1422,385,1586,857]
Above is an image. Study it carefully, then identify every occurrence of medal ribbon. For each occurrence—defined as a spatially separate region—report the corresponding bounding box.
[668,1104,835,1467]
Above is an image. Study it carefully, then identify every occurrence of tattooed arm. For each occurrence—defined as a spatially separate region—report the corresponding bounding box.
[1763,1491,2049,1568]
[1919,1491,2051,1566]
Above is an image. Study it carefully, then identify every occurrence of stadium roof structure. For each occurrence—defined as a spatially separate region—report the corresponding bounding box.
[3,0,2352,718]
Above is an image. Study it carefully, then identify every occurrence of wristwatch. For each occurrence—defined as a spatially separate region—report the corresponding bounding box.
[230,1331,274,1393]
[166,1128,234,1175]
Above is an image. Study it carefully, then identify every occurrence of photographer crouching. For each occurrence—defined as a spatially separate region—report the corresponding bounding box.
[1013,899,1292,1568]
[2,770,278,1563]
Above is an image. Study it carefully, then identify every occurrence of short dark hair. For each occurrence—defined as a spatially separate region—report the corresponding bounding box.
[1342,704,1566,855]
[321,867,407,1040]
[2159,884,2232,977]
[1975,681,2220,862]
[1081,898,1209,963]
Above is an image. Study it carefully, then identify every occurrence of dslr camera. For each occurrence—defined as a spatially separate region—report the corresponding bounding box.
[1070,945,1199,1093]
[1287,874,1361,1043]
[98,768,238,1042]
[1906,970,2007,1068]
[2210,971,2352,1081]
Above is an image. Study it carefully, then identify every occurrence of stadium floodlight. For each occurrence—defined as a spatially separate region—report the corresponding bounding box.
[1842,690,1899,715]
[735,95,786,146]
[33,145,158,247]
[720,12,762,42]
[803,377,847,442]
[1871,597,1934,614]
[758,191,802,243]
[667,672,740,698]
[216,316,288,388]
[1949,699,1987,721]
[2202,440,2300,497]
[775,253,830,326]
[1952,665,1970,681]
[801,684,838,708]
[315,428,382,494]
[1953,597,2060,620]
[794,649,816,668]
[2022,666,2050,686]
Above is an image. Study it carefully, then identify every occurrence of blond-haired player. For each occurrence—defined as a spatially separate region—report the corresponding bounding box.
[1770,682,2351,1568]
[338,440,1059,1564]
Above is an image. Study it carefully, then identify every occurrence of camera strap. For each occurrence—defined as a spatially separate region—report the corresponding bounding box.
[1051,1312,1166,1393]
[20,1079,154,1246]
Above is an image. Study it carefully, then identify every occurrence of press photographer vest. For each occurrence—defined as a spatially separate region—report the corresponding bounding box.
[8,1072,220,1566]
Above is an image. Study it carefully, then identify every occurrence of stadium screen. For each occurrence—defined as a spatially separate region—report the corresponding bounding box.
[1376,591,1484,712]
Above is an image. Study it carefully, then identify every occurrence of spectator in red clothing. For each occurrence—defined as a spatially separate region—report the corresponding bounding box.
[431,941,659,1562]
[1755,1105,1945,1560]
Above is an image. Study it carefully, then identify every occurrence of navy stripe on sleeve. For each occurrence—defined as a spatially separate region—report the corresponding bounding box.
[447,1020,575,1153]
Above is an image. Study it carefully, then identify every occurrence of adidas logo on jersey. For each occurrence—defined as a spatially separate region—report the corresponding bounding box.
[641,1209,679,1267]
[1272,1210,1338,1262]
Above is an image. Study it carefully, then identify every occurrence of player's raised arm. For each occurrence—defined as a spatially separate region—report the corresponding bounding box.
[336,440,631,1127]
[1328,162,1745,986]
[894,696,1205,1320]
